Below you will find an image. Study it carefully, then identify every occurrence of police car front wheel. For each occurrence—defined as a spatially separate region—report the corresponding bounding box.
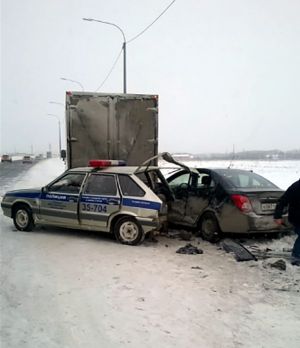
[114,217,145,245]
[13,205,34,232]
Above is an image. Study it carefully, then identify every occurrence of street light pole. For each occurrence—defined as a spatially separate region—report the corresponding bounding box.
[47,114,62,156]
[83,18,127,93]
[60,77,84,91]
[123,42,127,93]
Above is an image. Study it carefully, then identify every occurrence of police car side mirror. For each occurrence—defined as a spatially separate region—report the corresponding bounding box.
[42,186,48,193]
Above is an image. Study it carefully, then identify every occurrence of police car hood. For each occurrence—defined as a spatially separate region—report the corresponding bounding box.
[5,188,42,197]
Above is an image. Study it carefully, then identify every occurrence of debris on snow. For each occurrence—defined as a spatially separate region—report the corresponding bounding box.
[221,239,257,262]
[176,243,203,255]
[269,259,287,271]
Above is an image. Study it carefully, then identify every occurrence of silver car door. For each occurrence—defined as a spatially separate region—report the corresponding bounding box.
[79,174,121,229]
[39,173,86,227]
[183,172,211,225]
[167,172,191,223]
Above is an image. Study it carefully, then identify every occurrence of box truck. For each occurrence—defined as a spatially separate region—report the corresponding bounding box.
[65,92,158,168]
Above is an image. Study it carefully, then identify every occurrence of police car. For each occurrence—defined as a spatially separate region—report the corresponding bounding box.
[1,160,163,245]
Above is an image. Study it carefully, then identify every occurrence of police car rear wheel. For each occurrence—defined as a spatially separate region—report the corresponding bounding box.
[13,205,34,232]
[114,217,144,245]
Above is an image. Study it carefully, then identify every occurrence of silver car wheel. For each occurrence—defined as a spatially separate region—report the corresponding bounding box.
[114,216,144,245]
[202,219,215,234]
[119,221,139,242]
[16,209,29,228]
[201,212,221,243]
[13,205,34,232]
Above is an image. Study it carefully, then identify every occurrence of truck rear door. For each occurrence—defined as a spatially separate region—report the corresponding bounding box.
[115,95,158,165]
[66,93,158,168]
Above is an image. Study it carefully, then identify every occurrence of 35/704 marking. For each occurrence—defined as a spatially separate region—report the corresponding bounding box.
[82,203,107,213]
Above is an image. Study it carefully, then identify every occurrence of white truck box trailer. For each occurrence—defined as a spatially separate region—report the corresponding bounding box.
[65,92,158,168]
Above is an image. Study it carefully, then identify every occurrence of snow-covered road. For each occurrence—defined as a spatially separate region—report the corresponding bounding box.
[1,159,300,348]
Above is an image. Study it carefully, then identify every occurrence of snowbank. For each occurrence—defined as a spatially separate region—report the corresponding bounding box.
[11,158,66,190]
[161,160,300,190]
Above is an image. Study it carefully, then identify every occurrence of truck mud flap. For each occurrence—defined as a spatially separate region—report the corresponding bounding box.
[221,239,257,262]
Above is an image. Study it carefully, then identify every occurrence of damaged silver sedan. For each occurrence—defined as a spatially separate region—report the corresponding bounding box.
[138,153,292,242]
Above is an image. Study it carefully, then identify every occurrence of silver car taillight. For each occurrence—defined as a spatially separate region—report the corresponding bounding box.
[231,194,253,213]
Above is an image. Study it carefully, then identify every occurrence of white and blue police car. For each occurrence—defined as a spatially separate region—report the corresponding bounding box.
[1,160,163,245]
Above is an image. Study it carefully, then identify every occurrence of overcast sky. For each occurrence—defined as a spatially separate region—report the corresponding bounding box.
[1,0,300,155]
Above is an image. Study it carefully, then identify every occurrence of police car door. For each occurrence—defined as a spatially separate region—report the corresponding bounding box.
[40,173,86,226]
[79,173,120,229]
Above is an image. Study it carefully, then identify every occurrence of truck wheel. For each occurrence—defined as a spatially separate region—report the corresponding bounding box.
[200,212,221,243]
[114,217,145,245]
[13,205,35,231]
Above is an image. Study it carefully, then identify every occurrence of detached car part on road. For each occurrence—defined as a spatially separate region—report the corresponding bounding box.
[1,160,162,245]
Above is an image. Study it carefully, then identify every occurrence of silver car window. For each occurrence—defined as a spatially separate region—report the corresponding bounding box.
[48,173,85,194]
[168,173,190,189]
[216,170,278,189]
[118,175,145,197]
[85,174,117,196]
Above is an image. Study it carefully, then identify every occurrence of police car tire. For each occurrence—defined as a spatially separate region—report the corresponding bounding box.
[114,217,144,245]
[13,205,35,232]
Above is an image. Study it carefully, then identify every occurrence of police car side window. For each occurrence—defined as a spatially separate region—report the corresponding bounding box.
[118,175,145,197]
[48,174,85,194]
[85,174,117,196]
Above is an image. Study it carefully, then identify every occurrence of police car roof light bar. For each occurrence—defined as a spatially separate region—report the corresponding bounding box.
[89,159,126,168]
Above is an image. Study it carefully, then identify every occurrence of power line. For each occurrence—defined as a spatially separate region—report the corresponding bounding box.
[127,0,176,44]
[94,0,176,91]
[95,45,123,92]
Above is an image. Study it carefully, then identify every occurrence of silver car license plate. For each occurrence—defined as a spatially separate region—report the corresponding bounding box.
[261,203,276,211]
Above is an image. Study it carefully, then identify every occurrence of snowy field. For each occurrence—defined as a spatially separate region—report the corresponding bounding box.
[162,159,300,190]
[6,157,300,192]
[1,158,300,348]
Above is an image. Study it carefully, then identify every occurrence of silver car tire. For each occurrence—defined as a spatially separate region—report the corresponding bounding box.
[200,212,221,243]
[114,217,144,245]
[13,205,34,232]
